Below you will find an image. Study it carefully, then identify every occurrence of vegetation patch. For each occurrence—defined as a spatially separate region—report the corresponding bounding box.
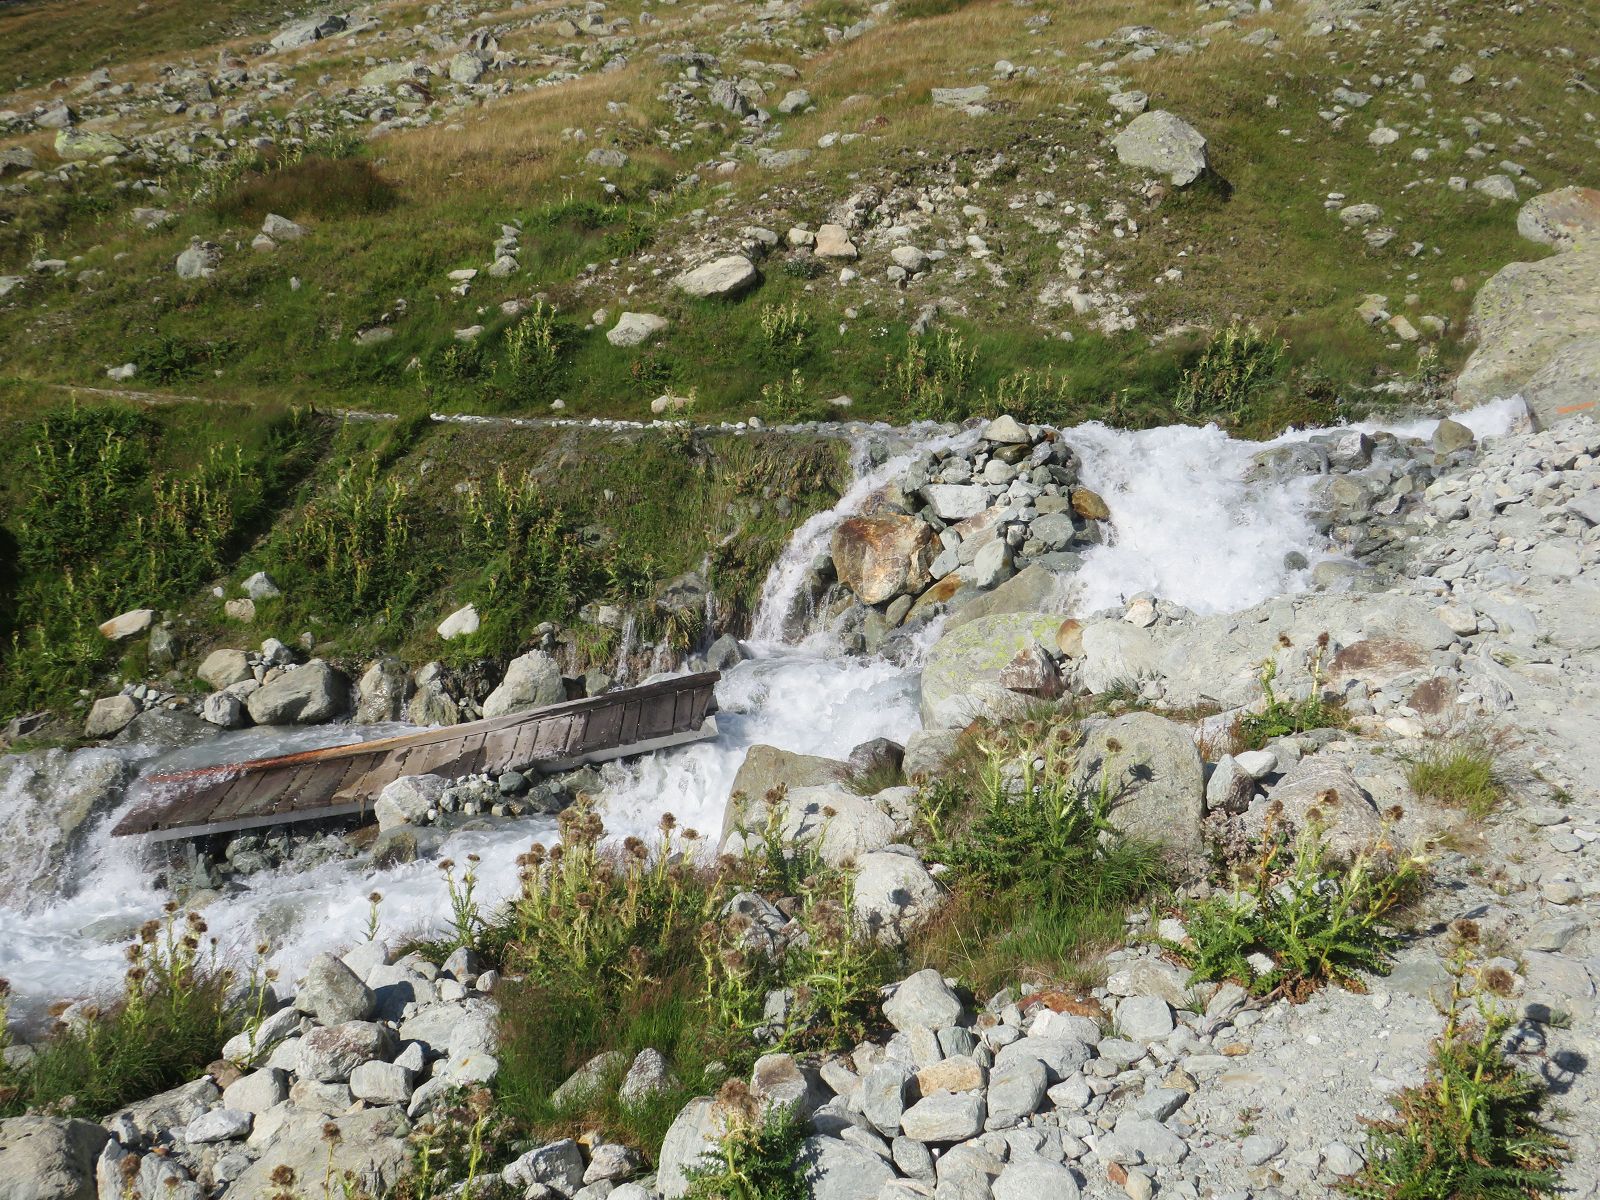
[1405,729,1509,819]
[1347,942,1566,1199]
[0,909,252,1118]
[1174,817,1427,1000]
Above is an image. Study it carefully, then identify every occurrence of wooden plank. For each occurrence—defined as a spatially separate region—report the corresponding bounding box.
[115,672,722,840]
[583,703,625,754]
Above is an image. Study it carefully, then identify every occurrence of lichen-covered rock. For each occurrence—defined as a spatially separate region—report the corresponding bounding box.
[920,612,1064,727]
[1455,248,1600,421]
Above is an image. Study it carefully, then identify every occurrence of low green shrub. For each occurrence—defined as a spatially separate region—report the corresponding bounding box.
[889,330,977,421]
[1175,819,1427,999]
[1234,638,1346,751]
[758,301,813,368]
[1174,322,1287,422]
[912,714,1166,994]
[1348,948,1565,1199]
[203,138,388,222]
[758,370,831,424]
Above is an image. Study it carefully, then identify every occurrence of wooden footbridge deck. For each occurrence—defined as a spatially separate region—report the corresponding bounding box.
[112,671,720,842]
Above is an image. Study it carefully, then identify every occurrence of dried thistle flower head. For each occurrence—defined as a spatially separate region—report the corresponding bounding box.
[1451,918,1481,943]
[1480,965,1515,996]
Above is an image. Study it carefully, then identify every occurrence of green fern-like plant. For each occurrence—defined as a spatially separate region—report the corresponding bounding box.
[1176,819,1426,999]
[683,1089,807,1200]
[1346,952,1565,1199]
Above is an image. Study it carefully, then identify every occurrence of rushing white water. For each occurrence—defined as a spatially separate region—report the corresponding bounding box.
[0,402,1525,1011]
[1062,400,1527,616]
[750,425,973,645]
[1065,422,1323,615]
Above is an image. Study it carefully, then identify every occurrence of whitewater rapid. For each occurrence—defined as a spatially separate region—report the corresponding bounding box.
[0,403,1525,1011]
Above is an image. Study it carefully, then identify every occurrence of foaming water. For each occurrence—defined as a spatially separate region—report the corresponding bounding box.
[1064,422,1322,615]
[1062,400,1525,615]
[751,425,972,644]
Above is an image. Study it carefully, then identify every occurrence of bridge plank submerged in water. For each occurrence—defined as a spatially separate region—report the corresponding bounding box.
[112,672,720,842]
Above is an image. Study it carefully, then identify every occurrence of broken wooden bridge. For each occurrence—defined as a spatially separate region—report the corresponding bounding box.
[112,671,720,842]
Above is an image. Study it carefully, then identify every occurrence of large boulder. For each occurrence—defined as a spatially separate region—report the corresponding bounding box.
[797,1136,896,1197]
[721,745,850,844]
[228,1108,407,1200]
[672,255,760,299]
[607,312,669,347]
[919,612,1064,727]
[374,774,448,830]
[657,1097,726,1199]
[1517,186,1600,251]
[831,515,936,605]
[245,662,349,724]
[354,656,413,723]
[1518,338,1600,427]
[777,785,895,868]
[944,564,1072,631]
[853,850,942,944]
[53,128,126,160]
[482,650,565,717]
[1073,713,1204,856]
[1454,248,1600,423]
[1112,110,1209,186]
[0,1117,108,1200]
[84,695,138,739]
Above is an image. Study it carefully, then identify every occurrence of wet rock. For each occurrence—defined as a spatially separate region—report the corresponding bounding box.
[921,612,1066,727]
[1454,247,1600,421]
[832,514,936,604]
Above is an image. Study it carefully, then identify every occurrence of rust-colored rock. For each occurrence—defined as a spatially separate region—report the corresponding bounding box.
[1070,486,1111,520]
[1057,618,1084,657]
[831,515,935,605]
[1407,677,1458,716]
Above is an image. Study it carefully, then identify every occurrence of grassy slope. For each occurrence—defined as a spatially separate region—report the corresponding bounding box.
[0,0,1593,425]
[0,381,848,718]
